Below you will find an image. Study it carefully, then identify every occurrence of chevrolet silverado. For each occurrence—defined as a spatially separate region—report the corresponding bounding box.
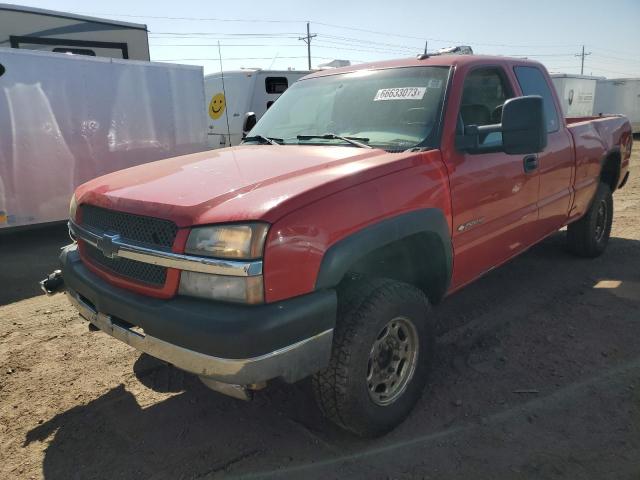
[43,53,633,437]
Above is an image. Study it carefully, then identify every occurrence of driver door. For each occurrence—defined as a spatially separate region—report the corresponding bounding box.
[446,66,542,289]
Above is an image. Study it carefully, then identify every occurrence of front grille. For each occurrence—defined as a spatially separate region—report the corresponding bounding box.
[79,205,178,287]
[84,243,167,286]
[81,205,178,248]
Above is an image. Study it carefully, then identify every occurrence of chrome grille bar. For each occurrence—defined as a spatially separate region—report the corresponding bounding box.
[69,220,263,277]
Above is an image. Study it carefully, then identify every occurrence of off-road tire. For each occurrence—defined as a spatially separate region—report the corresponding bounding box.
[312,277,434,437]
[567,182,613,257]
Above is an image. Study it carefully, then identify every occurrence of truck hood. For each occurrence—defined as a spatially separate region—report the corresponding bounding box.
[75,144,427,227]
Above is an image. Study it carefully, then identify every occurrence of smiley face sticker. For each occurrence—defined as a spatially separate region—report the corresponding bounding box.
[208,93,226,120]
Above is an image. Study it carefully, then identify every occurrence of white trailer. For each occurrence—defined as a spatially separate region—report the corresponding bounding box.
[551,74,599,117]
[0,48,207,230]
[0,3,149,60]
[205,69,309,148]
[594,78,640,133]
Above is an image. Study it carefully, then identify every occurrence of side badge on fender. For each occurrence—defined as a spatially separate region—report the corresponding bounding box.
[457,218,484,232]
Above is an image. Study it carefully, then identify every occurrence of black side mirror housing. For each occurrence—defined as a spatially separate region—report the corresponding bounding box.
[501,95,547,154]
[455,95,547,155]
[242,112,257,138]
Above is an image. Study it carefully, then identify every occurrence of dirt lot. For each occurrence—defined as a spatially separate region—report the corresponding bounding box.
[1,145,639,480]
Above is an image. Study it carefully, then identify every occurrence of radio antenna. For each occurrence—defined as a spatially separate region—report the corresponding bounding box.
[217,41,232,147]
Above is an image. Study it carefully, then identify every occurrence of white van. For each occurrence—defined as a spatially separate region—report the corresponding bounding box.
[205,69,309,148]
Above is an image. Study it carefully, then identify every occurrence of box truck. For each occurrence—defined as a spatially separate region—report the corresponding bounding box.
[0,47,207,230]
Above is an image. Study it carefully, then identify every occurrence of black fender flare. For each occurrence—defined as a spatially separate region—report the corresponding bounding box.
[315,208,453,295]
[600,146,622,191]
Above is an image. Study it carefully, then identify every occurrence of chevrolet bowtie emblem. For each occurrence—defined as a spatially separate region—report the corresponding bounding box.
[96,233,121,259]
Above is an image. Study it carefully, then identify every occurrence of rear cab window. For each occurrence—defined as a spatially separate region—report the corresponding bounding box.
[513,66,560,133]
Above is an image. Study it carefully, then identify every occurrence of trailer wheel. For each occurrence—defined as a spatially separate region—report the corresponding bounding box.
[567,182,613,257]
[312,277,433,437]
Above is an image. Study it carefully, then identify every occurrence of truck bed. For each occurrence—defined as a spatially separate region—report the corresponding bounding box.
[565,114,633,222]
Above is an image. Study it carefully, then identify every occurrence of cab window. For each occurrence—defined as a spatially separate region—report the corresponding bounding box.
[459,67,513,148]
[514,66,560,133]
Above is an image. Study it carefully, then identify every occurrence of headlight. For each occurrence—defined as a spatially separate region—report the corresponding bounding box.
[185,223,269,259]
[69,194,78,222]
[179,271,264,304]
[181,223,269,303]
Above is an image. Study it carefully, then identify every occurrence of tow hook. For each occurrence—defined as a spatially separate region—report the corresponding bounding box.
[40,270,65,295]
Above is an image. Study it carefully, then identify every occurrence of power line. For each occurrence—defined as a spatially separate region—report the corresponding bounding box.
[590,46,639,59]
[153,56,336,61]
[149,43,304,47]
[150,31,301,36]
[313,42,416,56]
[314,21,579,48]
[591,53,640,65]
[504,53,580,57]
[587,66,640,77]
[77,9,639,59]
[318,34,424,51]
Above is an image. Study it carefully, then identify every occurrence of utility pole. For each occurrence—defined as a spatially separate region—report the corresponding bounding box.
[575,45,592,75]
[299,22,317,70]
[424,41,428,55]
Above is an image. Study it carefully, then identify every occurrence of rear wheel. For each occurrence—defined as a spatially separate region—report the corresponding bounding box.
[312,277,433,437]
[567,182,613,257]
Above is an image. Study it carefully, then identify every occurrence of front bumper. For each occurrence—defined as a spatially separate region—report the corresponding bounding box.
[60,244,336,387]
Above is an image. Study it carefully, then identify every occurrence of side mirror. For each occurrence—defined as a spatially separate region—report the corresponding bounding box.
[455,95,547,155]
[242,112,257,138]
[501,95,547,154]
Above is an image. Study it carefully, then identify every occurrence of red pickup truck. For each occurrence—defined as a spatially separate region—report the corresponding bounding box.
[47,54,633,437]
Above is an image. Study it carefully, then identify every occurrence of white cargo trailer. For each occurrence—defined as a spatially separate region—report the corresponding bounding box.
[0,3,149,60]
[0,48,207,230]
[205,69,309,149]
[594,78,640,134]
[551,74,599,117]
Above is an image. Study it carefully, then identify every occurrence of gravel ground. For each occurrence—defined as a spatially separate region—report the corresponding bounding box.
[1,145,639,480]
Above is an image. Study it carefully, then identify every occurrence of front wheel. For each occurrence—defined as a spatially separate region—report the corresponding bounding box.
[312,277,434,437]
[567,182,613,257]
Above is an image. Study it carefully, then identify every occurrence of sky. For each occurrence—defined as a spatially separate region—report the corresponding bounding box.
[17,0,640,77]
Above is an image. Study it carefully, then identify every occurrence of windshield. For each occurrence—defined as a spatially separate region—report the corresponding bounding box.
[247,66,450,152]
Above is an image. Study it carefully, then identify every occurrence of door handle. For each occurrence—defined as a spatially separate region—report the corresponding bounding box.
[523,154,538,173]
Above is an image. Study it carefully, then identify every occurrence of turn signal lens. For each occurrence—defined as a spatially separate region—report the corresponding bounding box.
[179,271,264,304]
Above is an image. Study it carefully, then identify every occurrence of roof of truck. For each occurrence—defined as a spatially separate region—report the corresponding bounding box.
[304,54,544,80]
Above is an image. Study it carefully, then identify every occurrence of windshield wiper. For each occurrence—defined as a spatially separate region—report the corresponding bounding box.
[242,135,283,145]
[296,133,372,149]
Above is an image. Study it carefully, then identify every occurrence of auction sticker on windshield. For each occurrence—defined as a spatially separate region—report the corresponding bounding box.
[374,87,427,101]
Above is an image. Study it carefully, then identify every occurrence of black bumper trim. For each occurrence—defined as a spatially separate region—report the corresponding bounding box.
[60,245,337,359]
